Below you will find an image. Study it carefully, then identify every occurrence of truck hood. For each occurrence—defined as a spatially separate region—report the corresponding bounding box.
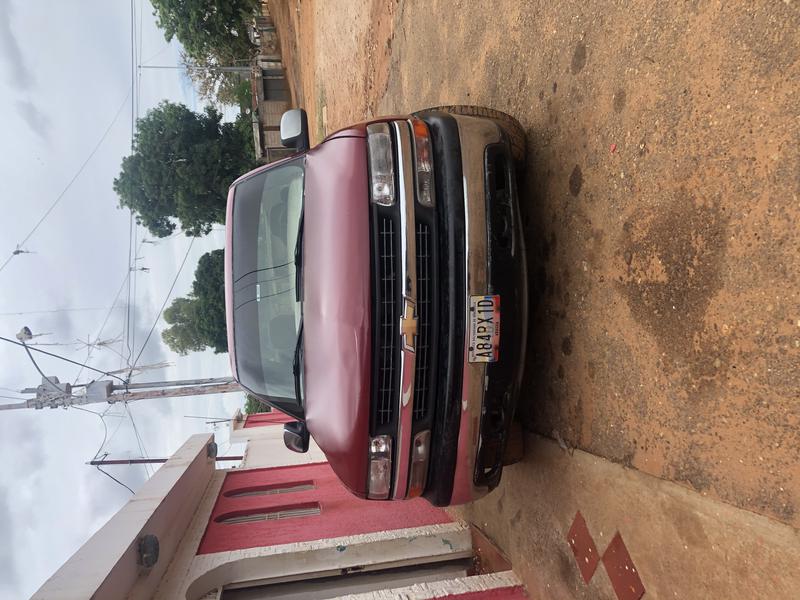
[302,133,371,497]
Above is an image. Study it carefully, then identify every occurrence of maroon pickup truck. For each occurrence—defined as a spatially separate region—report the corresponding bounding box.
[224,106,528,506]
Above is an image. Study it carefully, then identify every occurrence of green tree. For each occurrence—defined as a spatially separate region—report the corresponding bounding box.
[150,0,257,64]
[114,102,255,237]
[244,394,271,414]
[161,249,228,354]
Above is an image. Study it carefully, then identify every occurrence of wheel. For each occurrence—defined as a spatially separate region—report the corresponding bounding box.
[416,105,527,164]
[502,421,525,466]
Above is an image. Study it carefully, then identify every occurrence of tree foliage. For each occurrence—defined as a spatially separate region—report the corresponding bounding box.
[162,249,228,355]
[150,0,257,64]
[114,102,255,237]
[244,394,271,414]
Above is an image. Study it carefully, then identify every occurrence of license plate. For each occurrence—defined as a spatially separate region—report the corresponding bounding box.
[468,295,501,362]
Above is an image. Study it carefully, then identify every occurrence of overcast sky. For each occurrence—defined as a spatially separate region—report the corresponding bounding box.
[0,2,246,597]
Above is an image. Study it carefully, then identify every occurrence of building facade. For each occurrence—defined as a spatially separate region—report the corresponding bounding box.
[247,3,294,163]
[34,414,527,599]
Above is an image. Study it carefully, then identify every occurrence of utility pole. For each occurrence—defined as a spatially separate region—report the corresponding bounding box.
[0,376,241,411]
[88,455,242,466]
[116,381,241,403]
[139,64,253,74]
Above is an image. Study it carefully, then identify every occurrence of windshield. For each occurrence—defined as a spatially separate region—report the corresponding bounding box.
[231,158,304,419]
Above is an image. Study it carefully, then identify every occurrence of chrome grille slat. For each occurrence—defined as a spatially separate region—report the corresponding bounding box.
[414,222,431,421]
[377,216,396,426]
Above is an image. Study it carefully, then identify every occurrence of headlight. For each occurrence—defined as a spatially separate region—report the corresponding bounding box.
[411,119,434,207]
[367,435,393,499]
[407,429,431,498]
[367,123,395,206]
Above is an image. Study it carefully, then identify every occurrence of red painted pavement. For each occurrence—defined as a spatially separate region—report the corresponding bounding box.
[567,511,601,583]
[602,532,645,600]
[567,511,645,600]
[198,462,451,554]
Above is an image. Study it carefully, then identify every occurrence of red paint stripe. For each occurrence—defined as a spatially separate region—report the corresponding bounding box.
[198,462,451,554]
[440,586,528,599]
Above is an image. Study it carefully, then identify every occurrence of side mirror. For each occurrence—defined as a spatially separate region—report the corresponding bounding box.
[283,421,310,453]
[280,109,310,152]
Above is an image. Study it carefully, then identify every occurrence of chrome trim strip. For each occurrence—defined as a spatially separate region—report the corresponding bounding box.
[391,120,417,499]
[448,114,502,504]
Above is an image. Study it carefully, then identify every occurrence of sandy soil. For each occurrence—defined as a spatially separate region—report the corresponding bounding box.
[269,0,800,530]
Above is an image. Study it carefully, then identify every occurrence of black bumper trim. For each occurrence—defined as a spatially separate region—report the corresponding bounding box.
[415,111,466,507]
[473,139,526,490]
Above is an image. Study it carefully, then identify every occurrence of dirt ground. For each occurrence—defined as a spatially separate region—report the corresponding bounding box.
[270,0,799,594]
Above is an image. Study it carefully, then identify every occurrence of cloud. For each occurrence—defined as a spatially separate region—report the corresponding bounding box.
[0,0,33,90]
[0,489,20,593]
[0,1,51,139]
[14,99,51,140]
[9,417,45,470]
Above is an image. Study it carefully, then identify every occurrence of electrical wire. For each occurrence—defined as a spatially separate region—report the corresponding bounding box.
[19,341,73,401]
[0,88,133,274]
[18,346,134,494]
[9,342,135,494]
[72,406,136,495]
[128,237,196,375]
[0,307,124,317]
[124,402,153,477]
[72,271,131,385]
[124,0,137,366]
[103,407,128,451]
[96,462,135,495]
[124,213,135,366]
[130,225,139,367]
[136,0,143,123]
[71,405,109,459]
[0,336,128,385]
[140,43,170,66]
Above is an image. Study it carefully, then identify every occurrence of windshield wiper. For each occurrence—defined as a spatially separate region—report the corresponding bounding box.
[294,209,304,302]
[292,318,304,407]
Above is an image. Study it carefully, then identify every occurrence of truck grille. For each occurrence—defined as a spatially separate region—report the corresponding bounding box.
[376,216,397,426]
[413,222,432,421]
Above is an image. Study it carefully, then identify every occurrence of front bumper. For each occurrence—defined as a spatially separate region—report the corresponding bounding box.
[366,112,527,505]
[420,112,528,506]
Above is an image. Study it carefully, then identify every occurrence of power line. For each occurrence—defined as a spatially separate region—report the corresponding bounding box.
[136,0,143,122]
[124,215,135,367]
[140,43,170,66]
[103,407,128,452]
[130,0,136,139]
[130,225,139,366]
[129,238,196,375]
[0,88,133,274]
[124,402,153,477]
[96,462,135,495]
[72,271,131,385]
[19,340,72,399]
[0,307,125,317]
[71,405,109,459]
[70,403,137,494]
[0,335,128,385]
[124,0,138,371]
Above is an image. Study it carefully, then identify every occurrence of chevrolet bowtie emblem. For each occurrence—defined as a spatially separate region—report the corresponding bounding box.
[400,298,418,352]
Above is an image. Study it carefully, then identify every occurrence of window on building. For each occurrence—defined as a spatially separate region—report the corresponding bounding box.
[218,503,321,525]
[225,481,315,498]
